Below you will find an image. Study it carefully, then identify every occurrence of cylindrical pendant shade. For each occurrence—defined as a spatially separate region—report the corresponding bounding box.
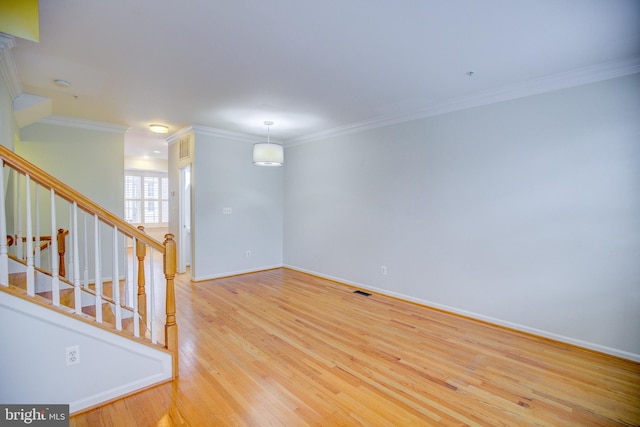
[253,142,284,166]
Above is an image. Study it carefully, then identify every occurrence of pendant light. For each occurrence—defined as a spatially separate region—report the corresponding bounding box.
[253,121,284,166]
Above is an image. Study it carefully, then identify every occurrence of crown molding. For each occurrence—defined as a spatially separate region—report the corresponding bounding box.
[166,126,194,144]
[168,124,285,146]
[0,34,22,100]
[192,124,280,143]
[288,56,640,147]
[38,115,128,134]
[191,124,263,143]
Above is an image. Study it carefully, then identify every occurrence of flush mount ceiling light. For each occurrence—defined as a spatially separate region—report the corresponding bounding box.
[253,121,284,166]
[149,124,169,134]
[53,79,71,88]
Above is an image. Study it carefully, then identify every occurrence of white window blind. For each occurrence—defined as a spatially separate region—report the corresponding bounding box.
[125,171,169,225]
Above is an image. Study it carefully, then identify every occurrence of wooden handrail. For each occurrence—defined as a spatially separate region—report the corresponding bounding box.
[9,229,69,248]
[0,145,163,252]
[6,229,69,275]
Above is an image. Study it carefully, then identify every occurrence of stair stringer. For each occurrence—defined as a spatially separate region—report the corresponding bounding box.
[0,290,173,414]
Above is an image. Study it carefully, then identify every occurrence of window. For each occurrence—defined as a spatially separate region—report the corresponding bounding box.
[124,171,169,226]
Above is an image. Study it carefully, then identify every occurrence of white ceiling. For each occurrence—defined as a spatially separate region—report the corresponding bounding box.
[11,0,640,157]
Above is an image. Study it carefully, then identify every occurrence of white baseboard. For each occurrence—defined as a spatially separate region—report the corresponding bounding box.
[70,373,170,414]
[284,264,640,363]
[192,264,283,282]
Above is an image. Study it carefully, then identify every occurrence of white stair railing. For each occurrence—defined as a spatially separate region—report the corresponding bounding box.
[93,214,102,324]
[50,189,60,307]
[25,174,34,296]
[149,248,157,344]
[72,202,82,314]
[113,226,122,331]
[0,145,179,378]
[83,211,89,289]
[34,185,40,268]
[123,236,131,307]
[132,236,141,338]
[0,161,8,286]
[67,204,73,283]
[16,172,22,260]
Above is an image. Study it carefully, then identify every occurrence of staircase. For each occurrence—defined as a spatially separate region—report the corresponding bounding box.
[0,145,178,412]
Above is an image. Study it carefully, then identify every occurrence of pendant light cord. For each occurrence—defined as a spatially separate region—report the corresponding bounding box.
[264,120,274,144]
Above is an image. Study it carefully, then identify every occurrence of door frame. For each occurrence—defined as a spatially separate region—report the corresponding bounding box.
[178,164,191,274]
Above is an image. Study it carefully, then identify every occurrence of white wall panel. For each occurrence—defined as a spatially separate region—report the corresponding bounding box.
[0,291,172,413]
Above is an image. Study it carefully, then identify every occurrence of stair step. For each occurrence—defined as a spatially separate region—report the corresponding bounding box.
[37,288,76,309]
[9,272,26,289]
[87,280,129,301]
[7,263,160,345]
[122,317,149,338]
[82,302,116,324]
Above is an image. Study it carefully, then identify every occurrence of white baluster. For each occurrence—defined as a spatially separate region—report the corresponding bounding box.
[149,248,156,344]
[123,235,130,306]
[132,236,140,338]
[0,160,8,286]
[113,227,122,330]
[25,174,34,296]
[50,189,60,306]
[16,172,22,260]
[68,203,74,283]
[94,214,102,323]
[73,203,81,314]
[83,211,89,289]
[34,184,40,268]
[0,159,9,286]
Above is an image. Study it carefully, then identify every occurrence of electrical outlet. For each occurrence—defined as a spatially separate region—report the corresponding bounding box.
[66,345,80,366]
[381,265,387,275]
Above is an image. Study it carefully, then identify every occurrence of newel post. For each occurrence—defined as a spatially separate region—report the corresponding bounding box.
[57,228,66,277]
[163,233,178,378]
[136,225,147,323]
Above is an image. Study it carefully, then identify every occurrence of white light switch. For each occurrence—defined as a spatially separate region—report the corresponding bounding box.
[223,207,232,215]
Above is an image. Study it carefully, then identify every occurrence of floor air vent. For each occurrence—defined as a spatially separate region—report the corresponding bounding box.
[353,290,372,296]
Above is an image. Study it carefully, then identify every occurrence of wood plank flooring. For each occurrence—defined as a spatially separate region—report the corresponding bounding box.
[71,268,640,426]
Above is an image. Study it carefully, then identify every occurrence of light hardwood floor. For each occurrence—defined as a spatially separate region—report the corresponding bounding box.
[71,268,640,426]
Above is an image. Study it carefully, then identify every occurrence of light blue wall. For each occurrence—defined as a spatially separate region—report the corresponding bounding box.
[0,66,18,235]
[284,74,640,359]
[18,122,124,214]
[17,122,125,277]
[191,131,283,279]
[0,69,17,150]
